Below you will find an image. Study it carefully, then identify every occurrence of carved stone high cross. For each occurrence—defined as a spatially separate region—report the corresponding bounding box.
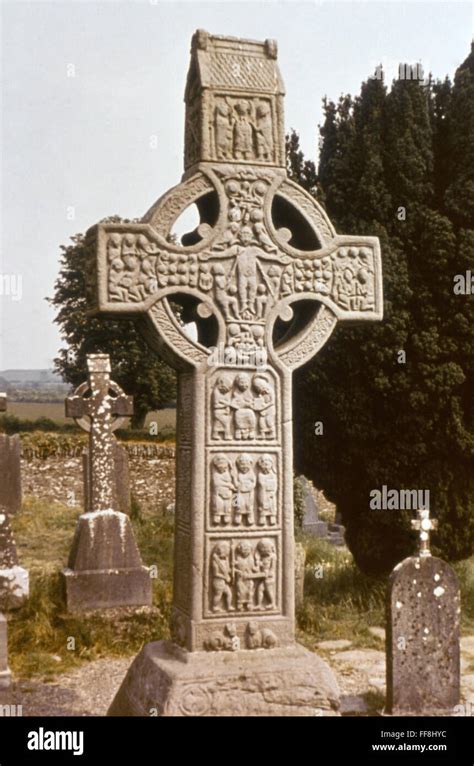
[65,355,133,513]
[0,394,6,413]
[86,31,383,652]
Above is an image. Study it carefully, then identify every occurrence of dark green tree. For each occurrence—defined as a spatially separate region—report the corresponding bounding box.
[49,219,176,429]
[292,49,474,575]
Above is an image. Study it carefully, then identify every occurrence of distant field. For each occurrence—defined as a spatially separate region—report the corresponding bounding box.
[6,401,176,430]
[7,402,69,424]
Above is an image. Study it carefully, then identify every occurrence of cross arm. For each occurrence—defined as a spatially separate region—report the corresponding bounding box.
[289,235,383,323]
[65,394,90,419]
[111,394,134,418]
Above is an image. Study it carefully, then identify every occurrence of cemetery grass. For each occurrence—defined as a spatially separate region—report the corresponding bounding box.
[9,495,173,679]
[7,499,474,681]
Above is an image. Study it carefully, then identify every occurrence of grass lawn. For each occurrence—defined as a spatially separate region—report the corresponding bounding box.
[9,494,474,680]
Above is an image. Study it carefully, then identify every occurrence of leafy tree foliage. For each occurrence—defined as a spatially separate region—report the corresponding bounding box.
[49,218,176,429]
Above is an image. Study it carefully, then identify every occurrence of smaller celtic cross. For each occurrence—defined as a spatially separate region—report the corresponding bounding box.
[0,394,6,413]
[411,508,438,557]
[65,354,133,512]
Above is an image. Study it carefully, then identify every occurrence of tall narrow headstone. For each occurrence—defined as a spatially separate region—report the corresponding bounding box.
[386,509,460,714]
[87,31,382,716]
[0,395,22,514]
[61,354,152,611]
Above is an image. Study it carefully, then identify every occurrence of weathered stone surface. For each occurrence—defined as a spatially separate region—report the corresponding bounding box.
[108,640,340,716]
[0,396,21,514]
[294,541,305,607]
[0,434,21,515]
[0,614,11,689]
[83,442,131,515]
[340,694,368,715]
[87,30,382,715]
[386,554,460,715]
[63,355,151,611]
[300,477,320,535]
[0,509,28,610]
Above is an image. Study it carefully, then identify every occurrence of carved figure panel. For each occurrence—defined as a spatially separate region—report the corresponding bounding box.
[206,535,279,616]
[210,96,276,164]
[209,369,277,443]
[208,450,279,529]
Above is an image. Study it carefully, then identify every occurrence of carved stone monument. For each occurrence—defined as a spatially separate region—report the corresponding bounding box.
[83,441,131,515]
[386,509,460,715]
[62,354,152,611]
[86,31,382,716]
[0,395,22,514]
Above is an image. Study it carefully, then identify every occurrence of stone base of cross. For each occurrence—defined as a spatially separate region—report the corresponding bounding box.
[87,31,383,715]
[61,355,152,612]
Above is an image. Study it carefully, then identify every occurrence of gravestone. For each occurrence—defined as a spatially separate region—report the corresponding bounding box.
[300,476,328,538]
[294,542,306,608]
[0,614,10,689]
[86,30,382,716]
[386,509,460,715]
[0,507,29,610]
[0,395,22,514]
[61,354,152,611]
[83,441,131,515]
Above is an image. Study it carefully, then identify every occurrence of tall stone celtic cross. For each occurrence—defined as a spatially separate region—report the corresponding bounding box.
[65,354,133,513]
[86,31,383,652]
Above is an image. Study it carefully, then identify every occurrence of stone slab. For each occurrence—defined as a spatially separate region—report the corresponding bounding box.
[386,555,460,715]
[304,521,329,538]
[63,509,152,611]
[108,640,340,717]
[0,434,21,514]
[294,542,305,607]
[61,567,152,612]
[0,614,11,689]
[0,566,29,611]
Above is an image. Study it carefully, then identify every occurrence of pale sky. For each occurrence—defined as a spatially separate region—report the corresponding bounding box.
[0,0,472,369]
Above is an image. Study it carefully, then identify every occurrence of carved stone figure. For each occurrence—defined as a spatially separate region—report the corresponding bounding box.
[252,375,276,439]
[215,102,233,160]
[254,538,276,610]
[211,455,234,525]
[233,455,256,525]
[255,102,273,161]
[233,100,254,160]
[210,541,234,612]
[257,454,277,525]
[234,541,255,611]
[211,375,233,440]
[231,373,256,440]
